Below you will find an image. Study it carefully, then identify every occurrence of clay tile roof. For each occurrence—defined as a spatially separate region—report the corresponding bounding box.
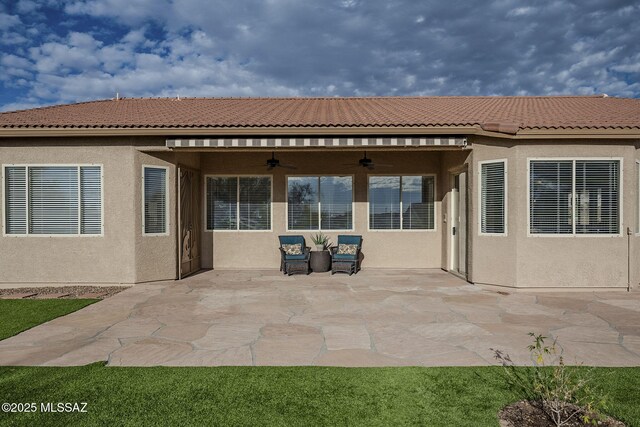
[0,95,639,133]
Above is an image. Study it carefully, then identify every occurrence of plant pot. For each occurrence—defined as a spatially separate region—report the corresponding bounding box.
[315,245,325,251]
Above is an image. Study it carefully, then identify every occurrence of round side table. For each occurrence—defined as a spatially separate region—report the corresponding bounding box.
[310,250,331,272]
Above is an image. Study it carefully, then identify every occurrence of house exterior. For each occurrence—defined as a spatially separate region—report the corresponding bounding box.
[1,95,639,290]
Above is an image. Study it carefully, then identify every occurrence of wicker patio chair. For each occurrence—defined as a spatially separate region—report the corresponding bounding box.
[330,235,362,275]
[278,235,311,275]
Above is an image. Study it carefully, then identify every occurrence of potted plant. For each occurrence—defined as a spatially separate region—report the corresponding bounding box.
[310,232,331,251]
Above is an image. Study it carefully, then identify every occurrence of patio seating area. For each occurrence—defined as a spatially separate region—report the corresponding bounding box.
[279,234,363,276]
[0,269,639,367]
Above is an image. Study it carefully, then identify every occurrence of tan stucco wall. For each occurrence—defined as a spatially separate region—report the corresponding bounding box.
[0,138,138,284]
[199,150,458,269]
[468,139,517,287]
[133,150,201,283]
[634,145,640,291]
[470,137,639,290]
[3,134,638,289]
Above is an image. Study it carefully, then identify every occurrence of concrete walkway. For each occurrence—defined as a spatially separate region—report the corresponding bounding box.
[1,269,639,367]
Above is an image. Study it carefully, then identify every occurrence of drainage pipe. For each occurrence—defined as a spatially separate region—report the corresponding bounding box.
[628,226,632,292]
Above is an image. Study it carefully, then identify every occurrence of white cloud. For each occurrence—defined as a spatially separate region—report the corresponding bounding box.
[0,101,49,112]
[1,54,32,69]
[16,0,41,14]
[0,13,21,30]
[612,63,640,73]
[506,7,535,17]
[64,0,170,24]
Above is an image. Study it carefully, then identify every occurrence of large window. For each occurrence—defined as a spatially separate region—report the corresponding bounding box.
[287,176,353,230]
[3,165,102,235]
[529,159,620,235]
[480,161,506,235]
[369,176,435,230]
[206,176,271,231]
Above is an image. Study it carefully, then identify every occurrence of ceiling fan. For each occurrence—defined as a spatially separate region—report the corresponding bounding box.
[346,151,393,170]
[264,152,296,170]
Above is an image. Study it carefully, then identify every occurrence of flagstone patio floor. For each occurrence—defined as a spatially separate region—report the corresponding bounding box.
[1,269,639,367]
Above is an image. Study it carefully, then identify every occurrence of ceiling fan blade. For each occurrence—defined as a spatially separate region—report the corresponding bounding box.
[370,163,394,168]
[278,163,297,169]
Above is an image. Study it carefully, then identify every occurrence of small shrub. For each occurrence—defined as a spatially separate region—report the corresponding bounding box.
[493,333,608,427]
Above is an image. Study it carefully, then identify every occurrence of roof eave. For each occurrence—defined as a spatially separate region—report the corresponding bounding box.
[0,125,638,140]
[0,125,483,138]
[514,128,640,139]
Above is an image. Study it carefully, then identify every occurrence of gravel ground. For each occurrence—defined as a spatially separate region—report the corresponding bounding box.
[0,286,129,299]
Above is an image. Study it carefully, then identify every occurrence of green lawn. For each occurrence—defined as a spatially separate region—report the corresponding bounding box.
[0,365,638,426]
[0,299,97,341]
[0,300,638,426]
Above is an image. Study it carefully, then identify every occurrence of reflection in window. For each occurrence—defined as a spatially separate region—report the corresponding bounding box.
[287,176,352,230]
[369,176,434,230]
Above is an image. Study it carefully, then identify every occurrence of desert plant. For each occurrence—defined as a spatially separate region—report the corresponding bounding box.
[310,232,331,250]
[493,333,608,427]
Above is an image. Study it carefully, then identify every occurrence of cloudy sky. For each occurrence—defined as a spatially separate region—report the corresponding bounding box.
[0,0,639,111]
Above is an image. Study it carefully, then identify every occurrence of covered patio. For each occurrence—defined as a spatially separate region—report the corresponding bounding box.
[0,269,638,367]
[164,142,472,278]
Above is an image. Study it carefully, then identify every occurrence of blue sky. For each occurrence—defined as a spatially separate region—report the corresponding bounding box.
[1,0,639,112]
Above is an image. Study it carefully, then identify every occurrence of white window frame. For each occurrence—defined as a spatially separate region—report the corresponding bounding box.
[142,165,170,236]
[285,174,355,232]
[204,174,273,233]
[366,174,438,232]
[2,163,104,237]
[478,159,508,237]
[526,157,623,238]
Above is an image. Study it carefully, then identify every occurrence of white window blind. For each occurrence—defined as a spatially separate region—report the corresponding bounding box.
[29,167,78,234]
[287,176,353,230]
[143,167,167,234]
[206,176,271,231]
[80,166,102,234]
[369,176,435,230]
[239,177,271,230]
[481,161,506,234]
[574,161,619,234]
[529,160,619,235]
[4,166,27,234]
[3,165,102,235]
